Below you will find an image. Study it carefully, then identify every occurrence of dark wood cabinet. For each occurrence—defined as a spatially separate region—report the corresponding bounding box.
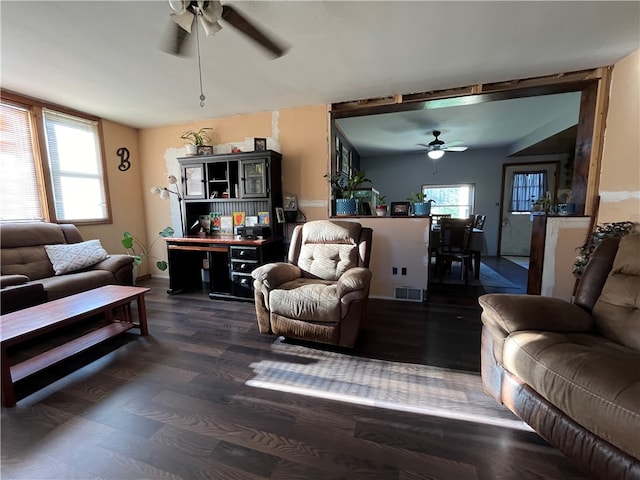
[167,151,284,300]
[178,150,283,238]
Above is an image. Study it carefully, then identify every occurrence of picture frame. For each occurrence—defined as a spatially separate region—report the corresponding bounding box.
[284,193,298,211]
[197,145,213,156]
[341,145,351,175]
[254,137,267,151]
[391,201,411,216]
[275,207,285,223]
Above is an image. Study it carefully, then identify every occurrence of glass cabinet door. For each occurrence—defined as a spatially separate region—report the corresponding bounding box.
[240,159,267,198]
[183,164,205,199]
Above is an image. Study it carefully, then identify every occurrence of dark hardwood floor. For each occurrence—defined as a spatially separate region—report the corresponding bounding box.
[1,268,589,480]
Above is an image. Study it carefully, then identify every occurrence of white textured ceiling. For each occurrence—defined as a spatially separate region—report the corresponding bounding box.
[1,1,639,153]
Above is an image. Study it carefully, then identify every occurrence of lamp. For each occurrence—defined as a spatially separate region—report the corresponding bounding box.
[427,149,445,160]
[151,175,184,235]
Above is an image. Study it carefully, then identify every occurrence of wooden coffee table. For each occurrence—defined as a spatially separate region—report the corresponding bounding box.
[0,285,150,407]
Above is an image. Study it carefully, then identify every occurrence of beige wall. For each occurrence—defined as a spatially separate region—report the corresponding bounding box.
[598,49,640,223]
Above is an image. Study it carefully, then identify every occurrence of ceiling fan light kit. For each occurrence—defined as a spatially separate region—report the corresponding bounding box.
[427,149,445,160]
[418,130,468,160]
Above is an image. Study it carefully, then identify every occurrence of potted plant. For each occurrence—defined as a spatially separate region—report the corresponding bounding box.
[407,192,435,216]
[122,227,174,282]
[180,128,213,156]
[335,170,371,215]
[375,195,388,216]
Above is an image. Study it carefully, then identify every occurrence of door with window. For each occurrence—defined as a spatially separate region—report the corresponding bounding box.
[499,162,558,256]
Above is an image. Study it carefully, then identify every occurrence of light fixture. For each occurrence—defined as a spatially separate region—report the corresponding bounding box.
[151,175,184,235]
[428,149,445,160]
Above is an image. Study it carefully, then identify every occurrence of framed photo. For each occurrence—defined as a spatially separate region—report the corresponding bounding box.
[391,201,410,216]
[341,145,351,175]
[197,145,213,156]
[275,207,285,223]
[254,137,267,151]
[284,193,298,211]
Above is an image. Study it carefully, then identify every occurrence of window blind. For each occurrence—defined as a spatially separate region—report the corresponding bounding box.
[0,102,44,221]
[42,108,107,221]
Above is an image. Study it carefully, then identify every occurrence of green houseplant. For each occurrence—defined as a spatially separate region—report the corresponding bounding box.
[122,227,174,274]
[375,195,388,216]
[180,128,213,156]
[407,192,435,216]
[328,170,371,215]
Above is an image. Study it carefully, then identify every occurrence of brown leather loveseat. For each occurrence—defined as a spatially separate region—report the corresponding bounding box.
[1,222,133,313]
[479,233,640,480]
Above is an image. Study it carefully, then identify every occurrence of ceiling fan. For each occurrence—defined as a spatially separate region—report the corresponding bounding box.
[418,130,468,159]
[163,1,287,58]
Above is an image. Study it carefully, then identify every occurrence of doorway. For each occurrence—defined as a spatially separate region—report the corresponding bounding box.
[499,161,560,256]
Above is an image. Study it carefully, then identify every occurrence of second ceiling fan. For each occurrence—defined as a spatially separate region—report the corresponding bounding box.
[418,130,468,159]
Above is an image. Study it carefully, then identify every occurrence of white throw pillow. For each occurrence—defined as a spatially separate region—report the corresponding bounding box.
[45,239,109,275]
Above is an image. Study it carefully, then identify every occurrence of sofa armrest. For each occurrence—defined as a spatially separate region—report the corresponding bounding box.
[1,274,30,288]
[479,294,594,335]
[252,262,301,289]
[336,267,372,299]
[91,254,134,285]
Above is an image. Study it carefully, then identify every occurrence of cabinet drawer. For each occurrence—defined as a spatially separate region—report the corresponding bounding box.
[231,260,258,273]
[230,246,259,261]
[231,274,253,298]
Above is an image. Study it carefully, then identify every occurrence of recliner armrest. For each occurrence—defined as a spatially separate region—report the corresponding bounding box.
[336,267,372,298]
[91,254,133,273]
[252,262,302,289]
[479,293,594,335]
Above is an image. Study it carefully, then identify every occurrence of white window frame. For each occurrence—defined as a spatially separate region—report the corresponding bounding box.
[421,183,475,218]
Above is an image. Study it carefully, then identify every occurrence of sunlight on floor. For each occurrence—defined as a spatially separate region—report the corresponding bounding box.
[245,339,533,433]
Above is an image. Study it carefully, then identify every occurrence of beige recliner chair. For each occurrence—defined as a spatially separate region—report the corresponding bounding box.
[251,220,373,347]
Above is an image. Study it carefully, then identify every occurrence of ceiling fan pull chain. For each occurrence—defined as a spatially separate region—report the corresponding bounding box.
[195,13,206,108]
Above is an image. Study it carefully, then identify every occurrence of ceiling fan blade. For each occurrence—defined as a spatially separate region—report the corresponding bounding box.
[417,143,431,148]
[443,146,468,152]
[442,139,465,148]
[161,20,192,56]
[221,4,287,58]
[198,0,223,36]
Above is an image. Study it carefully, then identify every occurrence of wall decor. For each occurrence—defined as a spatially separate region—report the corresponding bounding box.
[391,201,410,216]
[116,147,131,172]
[254,138,267,151]
[197,145,213,156]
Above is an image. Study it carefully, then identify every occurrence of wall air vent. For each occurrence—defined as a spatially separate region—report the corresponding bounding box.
[394,286,424,302]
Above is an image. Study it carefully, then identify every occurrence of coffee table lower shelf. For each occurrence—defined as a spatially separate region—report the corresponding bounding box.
[10,322,135,384]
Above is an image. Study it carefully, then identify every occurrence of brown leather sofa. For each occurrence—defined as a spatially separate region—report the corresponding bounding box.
[252,220,372,347]
[479,233,640,480]
[1,222,133,314]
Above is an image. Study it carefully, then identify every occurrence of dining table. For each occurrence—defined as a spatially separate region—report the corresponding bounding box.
[429,226,488,279]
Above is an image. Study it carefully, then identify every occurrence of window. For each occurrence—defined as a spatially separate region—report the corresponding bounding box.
[422,184,475,218]
[0,102,44,221]
[0,93,110,224]
[511,171,547,212]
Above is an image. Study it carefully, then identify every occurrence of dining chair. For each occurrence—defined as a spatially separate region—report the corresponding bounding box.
[430,213,452,228]
[436,217,474,284]
[474,214,487,230]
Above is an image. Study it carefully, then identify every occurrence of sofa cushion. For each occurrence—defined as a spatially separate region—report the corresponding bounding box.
[593,233,640,350]
[44,240,109,275]
[38,270,115,300]
[503,331,640,460]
